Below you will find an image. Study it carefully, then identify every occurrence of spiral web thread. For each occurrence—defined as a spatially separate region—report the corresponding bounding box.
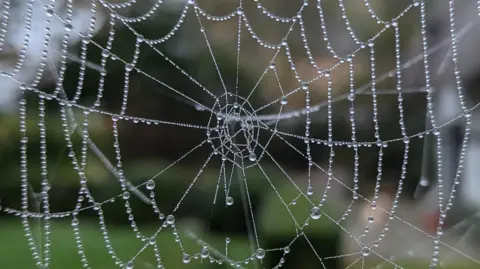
[1,0,480,268]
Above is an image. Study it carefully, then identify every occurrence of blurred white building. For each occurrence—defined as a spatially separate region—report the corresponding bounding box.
[0,0,105,112]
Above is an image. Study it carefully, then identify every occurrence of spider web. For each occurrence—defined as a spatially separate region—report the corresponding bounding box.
[1,0,480,268]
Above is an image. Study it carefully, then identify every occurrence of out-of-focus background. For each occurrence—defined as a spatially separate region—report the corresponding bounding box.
[1,0,480,268]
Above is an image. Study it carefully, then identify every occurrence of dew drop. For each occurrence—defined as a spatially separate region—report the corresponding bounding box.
[310,206,321,220]
[306,186,314,196]
[301,83,308,91]
[64,23,74,32]
[269,62,276,69]
[249,152,257,162]
[233,102,239,109]
[125,261,134,269]
[226,196,234,206]
[255,248,265,259]
[46,9,54,17]
[71,218,79,227]
[201,247,209,258]
[419,177,429,187]
[165,215,175,226]
[361,247,370,256]
[280,96,288,105]
[284,246,290,254]
[146,180,156,190]
[101,49,110,58]
[122,191,130,200]
[183,254,191,264]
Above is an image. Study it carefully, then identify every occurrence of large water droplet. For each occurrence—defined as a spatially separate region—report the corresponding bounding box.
[249,153,257,162]
[226,196,234,206]
[306,186,314,196]
[122,191,130,200]
[183,254,191,264]
[236,7,244,15]
[255,248,265,259]
[102,49,110,58]
[146,180,155,190]
[301,83,308,91]
[361,247,370,256]
[166,215,175,225]
[310,207,321,220]
[64,23,73,32]
[46,9,54,17]
[280,96,288,105]
[419,177,429,187]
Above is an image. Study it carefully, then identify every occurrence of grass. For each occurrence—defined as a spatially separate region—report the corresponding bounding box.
[1,218,478,269]
[0,219,250,269]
